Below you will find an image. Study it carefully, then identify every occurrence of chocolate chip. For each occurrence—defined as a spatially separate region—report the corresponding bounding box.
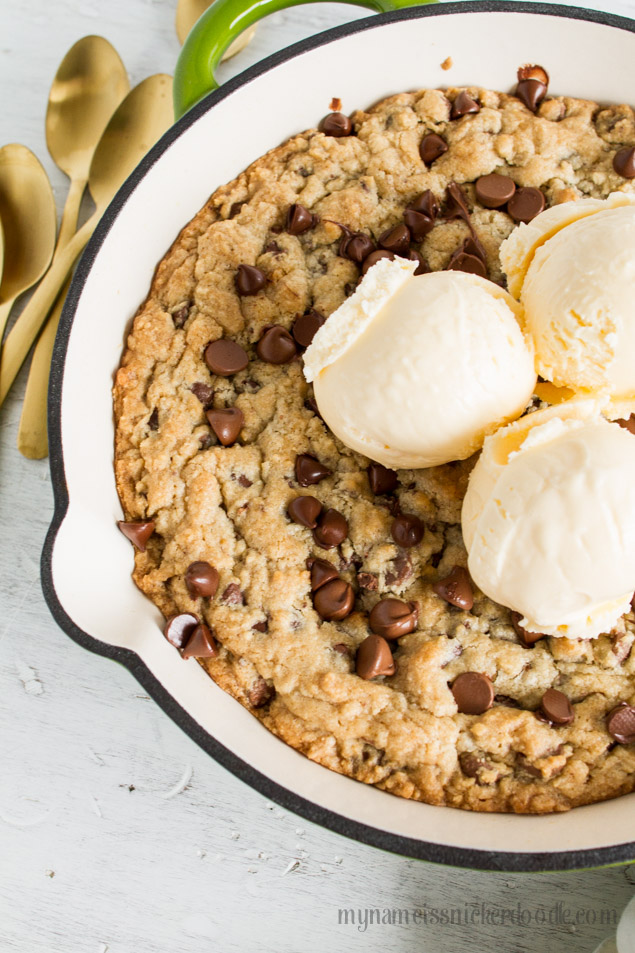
[185,561,220,599]
[295,453,331,486]
[447,249,487,279]
[617,414,635,435]
[356,634,396,679]
[419,133,448,165]
[385,553,412,588]
[263,240,283,256]
[361,250,395,274]
[459,751,492,779]
[408,250,430,275]
[518,64,549,85]
[252,620,268,632]
[118,519,155,552]
[391,513,424,548]
[508,187,545,223]
[510,611,546,647]
[322,112,352,137]
[199,433,213,450]
[340,231,375,263]
[369,598,417,640]
[309,557,339,591]
[286,203,317,235]
[367,462,398,495]
[448,236,487,276]
[408,190,440,219]
[540,688,574,726]
[256,325,297,364]
[517,79,547,112]
[204,339,249,376]
[444,182,471,224]
[292,310,325,348]
[220,583,244,605]
[357,572,378,591]
[451,91,480,119]
[191,382,214,407]
[235,264,266,296]
[451,672,494,714]
[462,235,487,263]
[475,173,517,209]
[172,304,190,328]
[378,224,411,255]
[288,495,322,528]
[237,474,252,488]
[607,703,635,743]
[403,209,434,241]
[613,146,635,179]
[313,508,348,549]
[248,677,275,708]
[229,202,244,218]
[164,613,199,651]
[182,623,218,659]
[433,566,474,610]
[206,407,244,446]
[516,67,549,111]
[313,578,355,621]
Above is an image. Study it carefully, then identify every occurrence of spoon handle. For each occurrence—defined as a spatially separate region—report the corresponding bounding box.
[0,213,95,407]
[56,177,88,250]
[16,279,71,458]
[17,175,87,456]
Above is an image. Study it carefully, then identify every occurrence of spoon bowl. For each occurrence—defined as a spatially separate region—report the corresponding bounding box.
[88,74,174,210]
[0,144,56,339]
[46,35,129,186]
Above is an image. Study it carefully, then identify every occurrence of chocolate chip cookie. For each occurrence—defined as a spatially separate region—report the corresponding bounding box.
[114,76,635,813]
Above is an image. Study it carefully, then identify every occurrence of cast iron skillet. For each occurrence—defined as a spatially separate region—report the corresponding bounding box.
[42,0,635,871]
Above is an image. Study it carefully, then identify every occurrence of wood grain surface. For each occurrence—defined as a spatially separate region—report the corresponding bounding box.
[1,2,635,951]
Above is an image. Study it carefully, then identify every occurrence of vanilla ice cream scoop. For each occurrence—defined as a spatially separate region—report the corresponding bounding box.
[303,258,536,469]
[500,193,635,405]
[462,400,635,639]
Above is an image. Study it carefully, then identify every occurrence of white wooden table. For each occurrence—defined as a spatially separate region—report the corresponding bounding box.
[2,2,635,951]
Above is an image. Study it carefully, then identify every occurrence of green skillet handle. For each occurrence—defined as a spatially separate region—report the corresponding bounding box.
[174,0,434,118]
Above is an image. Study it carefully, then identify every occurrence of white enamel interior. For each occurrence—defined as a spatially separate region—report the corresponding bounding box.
[51,8,635,859]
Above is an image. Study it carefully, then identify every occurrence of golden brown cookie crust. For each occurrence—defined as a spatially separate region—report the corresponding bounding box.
[114,85,635,814]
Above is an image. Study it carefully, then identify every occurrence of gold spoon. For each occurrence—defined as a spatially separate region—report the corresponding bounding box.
[45,36,129,250]
[17,35,129,459]
[0,74,174,410]
[176,0,256,56]
[0,144,56,340]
